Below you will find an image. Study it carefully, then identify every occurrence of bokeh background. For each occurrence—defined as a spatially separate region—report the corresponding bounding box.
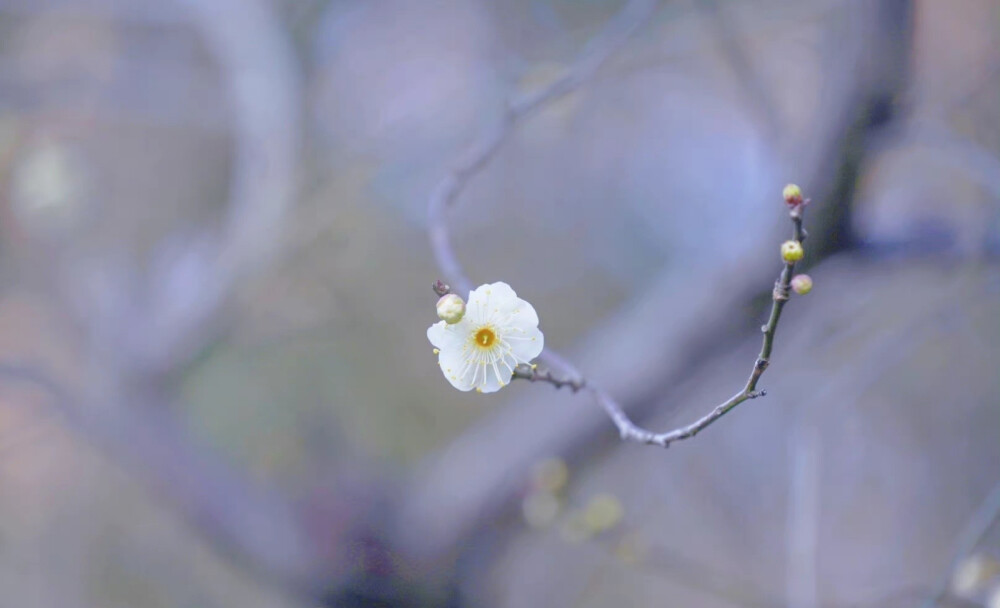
[0,0,998,606]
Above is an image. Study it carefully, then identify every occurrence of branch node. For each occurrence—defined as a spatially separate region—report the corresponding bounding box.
[773,280,791,302]
[432,280,451,297]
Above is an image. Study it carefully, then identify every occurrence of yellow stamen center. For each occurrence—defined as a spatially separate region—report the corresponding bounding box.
[474,327,496,349]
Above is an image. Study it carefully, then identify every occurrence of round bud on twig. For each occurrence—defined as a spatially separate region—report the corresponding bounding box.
[791,274,813,295]
[436,293,466,324]
[783,183,803,206]
[780,240,804,263]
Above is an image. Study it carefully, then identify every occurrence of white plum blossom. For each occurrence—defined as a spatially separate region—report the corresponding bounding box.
[427,282,544,393]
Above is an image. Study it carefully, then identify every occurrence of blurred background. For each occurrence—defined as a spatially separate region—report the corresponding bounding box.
[0,0,997,606]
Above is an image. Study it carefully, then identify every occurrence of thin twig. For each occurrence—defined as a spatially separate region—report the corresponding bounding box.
[920,480,1000,608]
[427,0,810,448]
[511,364,586,393]
[502,202,807,448]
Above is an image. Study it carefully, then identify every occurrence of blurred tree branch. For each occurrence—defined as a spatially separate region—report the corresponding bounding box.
[0,362,330,602]
[60,0,303,378]
[921,480,1000,608]
[694,0,781,139]
[428,0,661,301]
[0,0,327,598]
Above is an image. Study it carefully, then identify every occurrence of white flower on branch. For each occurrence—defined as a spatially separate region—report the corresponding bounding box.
[427,282,543,393]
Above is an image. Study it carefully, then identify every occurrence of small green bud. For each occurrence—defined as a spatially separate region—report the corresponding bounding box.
[436,293,466,324]
[791,274,813,295]
[781,240,804,263]
[783,183,803,206]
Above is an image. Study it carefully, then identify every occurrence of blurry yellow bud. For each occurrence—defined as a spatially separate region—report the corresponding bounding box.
[531,458,569,493]
[583,493,624,533]
[791,274,813,295]
[781,240,804,263]
[436,294,466,324]
[783,183,803,206]
[522,491,560,529]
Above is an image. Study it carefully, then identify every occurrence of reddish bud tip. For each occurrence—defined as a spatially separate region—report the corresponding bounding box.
[783,183,803,206]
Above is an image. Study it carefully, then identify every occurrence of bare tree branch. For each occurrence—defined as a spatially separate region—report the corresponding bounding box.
[427,0,670,431]
[426,0,815,449]
[403,0,910,569]
[504,202,808,447]
[511,363,586,392]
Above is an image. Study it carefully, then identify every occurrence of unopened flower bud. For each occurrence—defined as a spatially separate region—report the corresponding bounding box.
[436,293,466,324]
[791,274,813,295]
[781,240,804,263]
[783,183,803,206]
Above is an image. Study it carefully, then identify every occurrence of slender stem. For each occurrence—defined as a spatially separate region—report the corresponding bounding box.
[511,364,586,393]
[505,201,808,448]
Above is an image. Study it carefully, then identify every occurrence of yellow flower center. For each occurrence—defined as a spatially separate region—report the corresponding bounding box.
[474,327,496,349]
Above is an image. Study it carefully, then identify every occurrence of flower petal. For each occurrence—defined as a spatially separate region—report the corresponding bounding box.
[427,319,467,351]
[429,320,476,391]
[476,356,508,393]
[437,341,475,391]
[502,297,539,332]
[466,282,520,325]
[505,324,544,364]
